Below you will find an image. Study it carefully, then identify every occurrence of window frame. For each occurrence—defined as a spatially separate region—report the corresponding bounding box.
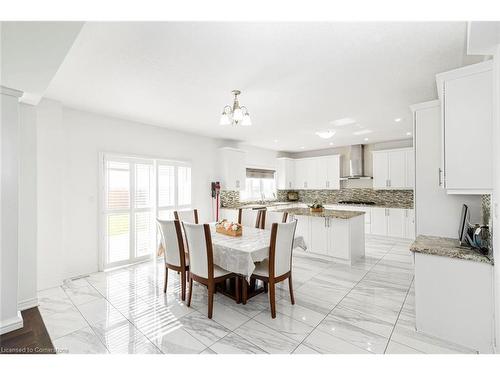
[99,153,192,271]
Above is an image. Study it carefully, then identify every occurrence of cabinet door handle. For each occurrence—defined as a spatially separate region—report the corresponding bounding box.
[438,168,442,187]
[388,180,391,187]
[386,179,389,188]
[289,182,292,188]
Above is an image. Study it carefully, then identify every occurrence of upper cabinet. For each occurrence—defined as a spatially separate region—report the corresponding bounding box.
[436,61,493,194]
[276,158,295,190]
[276,155,341,190]
[219,147,246,191]
[372,148,414,190]
[316,155,341,190]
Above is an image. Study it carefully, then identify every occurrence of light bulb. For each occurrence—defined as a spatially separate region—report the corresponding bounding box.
[241,113,252,126]
[219,113,231,125]
[233,108,243,121]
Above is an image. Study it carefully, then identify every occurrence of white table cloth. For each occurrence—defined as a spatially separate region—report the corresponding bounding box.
[210,224,306,277]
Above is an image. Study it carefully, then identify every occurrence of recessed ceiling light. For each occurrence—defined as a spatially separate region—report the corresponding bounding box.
[315,130,336,139]
[364,138,369,142]
[406,132,412,136]
[273,139,278,143]
[394,118,402,122]
[353,129,372,136]
[330,118,356,127]
[329,142,334,146]
[300,146,305,149]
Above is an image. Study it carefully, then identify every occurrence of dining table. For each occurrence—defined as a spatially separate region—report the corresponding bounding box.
[209,223,306,303]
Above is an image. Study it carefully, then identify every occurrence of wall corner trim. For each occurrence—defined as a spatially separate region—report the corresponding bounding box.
[0,311,23,335]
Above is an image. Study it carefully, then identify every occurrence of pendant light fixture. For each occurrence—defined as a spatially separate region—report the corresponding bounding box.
[219,90,252,126]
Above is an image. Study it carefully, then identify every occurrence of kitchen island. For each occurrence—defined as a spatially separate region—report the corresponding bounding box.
[275,207,365,262]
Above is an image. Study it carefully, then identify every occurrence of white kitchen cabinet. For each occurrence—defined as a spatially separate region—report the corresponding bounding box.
[387,208,405,238]
[370,207,388,236]
[404,209,415,239]
[276,157,295,190]
[294,158,316,189]
[290,214,364,262]
[316,155,340,190]
[370,207,414,239]
[294,215,310,248]
[372,148,413,190]
[414,251,494,353]
[219,147,246,191]
[291,155,340,190]
[310,216,329,255]
[372,152,389,189]
[436,61,493,194]
[405,148,415,189]
[328,218,351,259]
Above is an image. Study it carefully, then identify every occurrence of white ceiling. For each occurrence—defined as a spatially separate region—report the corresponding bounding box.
[0,22,83,104]
[44,22,482,152]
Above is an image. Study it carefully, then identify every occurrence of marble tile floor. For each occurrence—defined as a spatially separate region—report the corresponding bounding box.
[38,235,478,354]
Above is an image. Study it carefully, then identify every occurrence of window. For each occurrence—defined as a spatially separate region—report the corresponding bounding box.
[240,168,276,201]
[102,154,191,269]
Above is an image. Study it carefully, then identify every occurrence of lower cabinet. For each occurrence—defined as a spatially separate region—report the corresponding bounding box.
[370,207,415,239]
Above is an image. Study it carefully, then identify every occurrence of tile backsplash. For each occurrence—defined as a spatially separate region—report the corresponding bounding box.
[221,188,413,209]
[279,189,413,208]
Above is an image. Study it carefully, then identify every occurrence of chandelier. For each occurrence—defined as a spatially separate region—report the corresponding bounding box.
[219,90,252,126]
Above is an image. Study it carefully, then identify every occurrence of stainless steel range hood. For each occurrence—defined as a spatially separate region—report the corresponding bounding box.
[340,144,373,180]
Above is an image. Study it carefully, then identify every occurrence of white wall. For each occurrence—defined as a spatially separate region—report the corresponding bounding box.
[492,44,500,353]
[18,103,38,308]
[37,99,64,290]
[0,88,23,334]
[36,103,219,284]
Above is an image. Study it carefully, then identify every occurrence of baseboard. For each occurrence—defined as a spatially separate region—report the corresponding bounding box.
[18,297,39,311]
[0,311,23,335]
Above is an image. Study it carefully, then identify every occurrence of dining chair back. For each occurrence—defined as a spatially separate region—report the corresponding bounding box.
[156,219,185,268]
[156,219,188,300]
[238,208,264,228]
[182,222,236,319]
[270,220,297,278]
[182,222,211,279]
[174,209,199,224]
[261,211,288,230]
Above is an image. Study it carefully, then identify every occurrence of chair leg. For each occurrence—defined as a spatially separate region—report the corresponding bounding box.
[269,281,276,318]
[181,270,186,301]
[163,267,168,293]
[208,284,214,319]
[187,275,193,307]
[288,275,295,305]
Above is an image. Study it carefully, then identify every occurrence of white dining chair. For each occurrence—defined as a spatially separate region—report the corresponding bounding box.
[238,208,263,228]
[174,209,199,224]
[156,219,189,300]
[250,220,297,318]
[261,210,289,230]
[182,222,237,319]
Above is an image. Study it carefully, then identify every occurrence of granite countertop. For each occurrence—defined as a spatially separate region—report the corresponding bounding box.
[410,235,493,265]
[274,207,365,219]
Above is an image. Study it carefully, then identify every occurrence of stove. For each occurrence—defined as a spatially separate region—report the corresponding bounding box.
[338,200,376,206]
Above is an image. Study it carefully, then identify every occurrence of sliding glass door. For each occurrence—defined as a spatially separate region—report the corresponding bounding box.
[101,154,191,270]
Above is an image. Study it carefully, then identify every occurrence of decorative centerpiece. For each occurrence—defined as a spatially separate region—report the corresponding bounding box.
[215,219,242,237]
[308,201,324,213]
